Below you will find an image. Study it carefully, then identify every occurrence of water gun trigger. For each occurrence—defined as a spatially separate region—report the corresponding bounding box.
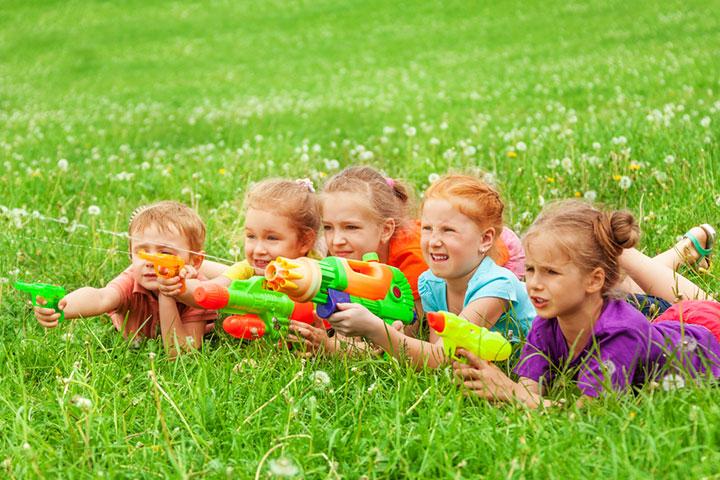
[316,289,351,319]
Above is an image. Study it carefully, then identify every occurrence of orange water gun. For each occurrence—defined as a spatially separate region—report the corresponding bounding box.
[138,250,186,293]
[264,252,416,326]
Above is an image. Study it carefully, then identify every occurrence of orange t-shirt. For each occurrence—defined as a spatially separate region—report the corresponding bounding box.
[107,268,217,339]
[388,223,428,300]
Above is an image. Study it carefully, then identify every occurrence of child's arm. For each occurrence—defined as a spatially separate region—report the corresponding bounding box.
[453,349,551,408]
[157,294,205,357]
[427,297,507,344]
[328,303,447,369]
[34,287,123,328]
[198,260,229,279]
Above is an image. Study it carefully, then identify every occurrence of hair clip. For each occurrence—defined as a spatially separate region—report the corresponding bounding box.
[385,177,395,188]
[295,178,315,193]
[128,204,149,227]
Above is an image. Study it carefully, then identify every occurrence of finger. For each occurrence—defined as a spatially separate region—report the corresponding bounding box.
[35,296,47,306]
[454,368,485,381]
[38,317,59,328]
[335,302,361,312]
[456,348,486,369]
[392,321,404,331]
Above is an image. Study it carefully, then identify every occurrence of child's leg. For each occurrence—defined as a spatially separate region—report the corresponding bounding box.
[619,248,715,303]
[652,225,713,271]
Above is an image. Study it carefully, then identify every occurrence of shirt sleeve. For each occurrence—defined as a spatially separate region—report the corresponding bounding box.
[418,273,441,313]
[576,329,646,397]
[105,268,134,309]
[393,249,428,300]
[513,320,552,386]
[467,275,517,304]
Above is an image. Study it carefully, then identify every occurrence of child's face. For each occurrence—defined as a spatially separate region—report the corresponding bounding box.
[322,192,393,261]
[130,224,200,292]
[420,198,494,282]
[524,234,595,320]
[244,208,313,276]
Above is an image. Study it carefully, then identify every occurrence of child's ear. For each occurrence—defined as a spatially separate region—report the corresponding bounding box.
[300,231,317,256]
[479,227,496,254]
[380,218,396,244]
[585,267,605,294]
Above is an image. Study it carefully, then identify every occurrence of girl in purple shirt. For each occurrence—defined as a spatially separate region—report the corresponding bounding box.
[453,200,720,406]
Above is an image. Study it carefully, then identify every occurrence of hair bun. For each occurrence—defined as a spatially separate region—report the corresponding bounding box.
[609,210,639,250]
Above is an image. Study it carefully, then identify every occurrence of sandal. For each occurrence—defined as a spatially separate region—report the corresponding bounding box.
[682,224,715,270]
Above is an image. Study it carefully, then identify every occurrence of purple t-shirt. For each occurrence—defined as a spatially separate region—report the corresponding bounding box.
[514,299,720,397]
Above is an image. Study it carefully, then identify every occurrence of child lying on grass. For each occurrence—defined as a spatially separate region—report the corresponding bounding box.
[33,201,217,357]
[453,200,720,406]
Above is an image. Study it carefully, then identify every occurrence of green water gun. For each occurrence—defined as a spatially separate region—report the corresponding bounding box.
[427,310,511,362]
[14,281,67,321]
[264,252,416,326]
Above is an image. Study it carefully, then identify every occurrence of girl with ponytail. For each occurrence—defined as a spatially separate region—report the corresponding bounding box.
[453,200,720,406]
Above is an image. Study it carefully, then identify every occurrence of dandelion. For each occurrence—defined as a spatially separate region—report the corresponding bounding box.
[148,351,156,361]
[310,370,331,387]
[515,141,527,152]
[700,116,711,128]
[618,176,633,190]
[664,155,675,165]
[428,173,440,183]
[654,170,668,183]
[359,150,374,161]
[405,126,417,137]
[661,373,685,391]
[367,382,377,393]
[429,137,440,146]
[463,145,476,156]
[87,205,101,216]
[442,148,457,160]
[324,159,339,170]
[439,121,448,130]
[506,150,517,158]
[561,157,573,171]
[382,126,395,135]
[57,159,69,171]
[611,136,627,145]
[629,162,641,171]
[218,168,226,175]
[268,457,299,477]
[22,443,31,451]
[715,195,720,207]
[299,153,309,163]
[584,190,597,202]
[592,142,601,150]
[71,395,93,410]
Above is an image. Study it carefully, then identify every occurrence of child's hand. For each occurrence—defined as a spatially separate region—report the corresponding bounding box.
[453,348,516,402]
[326,303,383,338]
[33,295,67,328]
[179,265,199,280]
[287,318,335,357]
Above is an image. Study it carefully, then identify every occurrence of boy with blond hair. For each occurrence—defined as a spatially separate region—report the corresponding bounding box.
[34,201,217,356]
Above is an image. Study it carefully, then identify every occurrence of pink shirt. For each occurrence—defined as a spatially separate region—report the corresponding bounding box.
[500,227,526,279]
[107,268,217,339]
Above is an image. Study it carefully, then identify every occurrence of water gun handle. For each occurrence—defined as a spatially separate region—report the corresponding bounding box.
[138,250,186,293]
[13,281,67,321]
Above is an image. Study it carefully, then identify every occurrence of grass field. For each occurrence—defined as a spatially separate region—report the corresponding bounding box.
[2,0,720,477]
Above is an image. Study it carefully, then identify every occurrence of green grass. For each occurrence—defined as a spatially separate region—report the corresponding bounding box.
[1,0,720,477]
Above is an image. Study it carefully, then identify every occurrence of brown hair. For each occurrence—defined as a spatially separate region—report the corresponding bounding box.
[422,173,508,264]
[245,178,321,248]
[129,201,206,252]
[523,200,640,295]
[321,166,414,233]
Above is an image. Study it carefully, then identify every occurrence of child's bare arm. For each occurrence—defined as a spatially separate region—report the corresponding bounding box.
[198,260,229,279]
[158,294,205,357]
[328,303,447,369]
[34,286,123,328]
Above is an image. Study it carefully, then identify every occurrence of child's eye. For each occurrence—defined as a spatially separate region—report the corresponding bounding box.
[421,225,432,232]
[267,236,280,241]
[323,225,333,231]
[245,233,256,239]
[346,225,361,230]
[548,269,560,275]
[442,227,455,233]
[526,266,535,273]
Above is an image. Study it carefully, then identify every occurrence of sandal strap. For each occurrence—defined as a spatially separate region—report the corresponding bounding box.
[684,231,712,258]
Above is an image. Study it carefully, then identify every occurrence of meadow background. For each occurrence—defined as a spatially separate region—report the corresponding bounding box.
[2,0,720,477]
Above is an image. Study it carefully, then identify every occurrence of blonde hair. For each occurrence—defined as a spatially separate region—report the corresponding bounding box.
[422,173,508,264]
[321,166,414,233]
[245,179,321,248]
[523,200,640,295]
[129,201,206,252]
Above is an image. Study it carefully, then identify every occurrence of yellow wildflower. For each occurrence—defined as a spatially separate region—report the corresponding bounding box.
[218,168,227,176]
[507,151,517,158]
